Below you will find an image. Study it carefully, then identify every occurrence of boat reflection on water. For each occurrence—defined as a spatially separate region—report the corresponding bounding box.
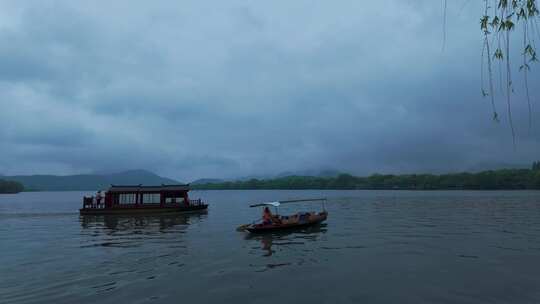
[79,213,207,248]
[245,224,328,257]
[80,213,206,231]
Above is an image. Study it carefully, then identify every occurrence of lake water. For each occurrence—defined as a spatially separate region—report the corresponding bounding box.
[1,190,540,304]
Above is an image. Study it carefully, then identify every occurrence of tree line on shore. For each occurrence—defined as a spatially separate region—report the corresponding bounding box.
[192,164,540,190]
[3,163,540,192]
[0,179,24,193]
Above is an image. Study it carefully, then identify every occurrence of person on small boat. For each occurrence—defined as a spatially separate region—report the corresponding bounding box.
[262,207,273,224]
[262,207,281,225]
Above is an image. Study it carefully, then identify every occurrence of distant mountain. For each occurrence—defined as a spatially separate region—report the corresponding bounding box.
[192,169,344,185]
[234,169,343,181]
[234,174,274,181]
[466,162,530,172]
[1,170,180,191]
[275,169,342,178]
[191,178,225,185]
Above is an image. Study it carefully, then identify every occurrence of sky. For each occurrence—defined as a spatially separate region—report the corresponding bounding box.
[0,0,539,181]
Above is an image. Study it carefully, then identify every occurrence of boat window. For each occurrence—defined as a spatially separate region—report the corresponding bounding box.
[143,193,161,204]
[119,193,136,204]
[165,197,183,204]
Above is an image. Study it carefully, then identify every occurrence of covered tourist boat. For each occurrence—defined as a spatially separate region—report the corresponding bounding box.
[80,184,208,215]
[238,198,328,233]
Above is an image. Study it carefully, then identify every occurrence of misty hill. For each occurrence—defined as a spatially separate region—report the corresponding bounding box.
[228,169,342,182]
[466,162,531,172]
[1,170,179,191]
[191,178,225,185]
[274,169,341,178]
[0,179,24,194]
[190,169,342,184]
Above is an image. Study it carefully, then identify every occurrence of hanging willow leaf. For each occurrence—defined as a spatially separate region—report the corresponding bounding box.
[443,0,540,142]
[494,48,504,59]
[505,19,515,30]
[481,15,490,30]
[491,16,500,28]
[493,111,500,122]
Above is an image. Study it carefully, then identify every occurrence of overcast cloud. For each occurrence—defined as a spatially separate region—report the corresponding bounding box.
[0,0,539,181]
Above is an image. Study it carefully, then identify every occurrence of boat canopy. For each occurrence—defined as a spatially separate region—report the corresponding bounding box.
[249,198,326,208]
[250,201,281,208]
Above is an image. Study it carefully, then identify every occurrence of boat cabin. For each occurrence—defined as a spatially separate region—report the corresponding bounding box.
[81,184,207,214]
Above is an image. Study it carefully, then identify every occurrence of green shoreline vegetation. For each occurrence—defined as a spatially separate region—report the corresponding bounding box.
[193,162,540,191]
[0,179,25,194]
[3,163,540,192]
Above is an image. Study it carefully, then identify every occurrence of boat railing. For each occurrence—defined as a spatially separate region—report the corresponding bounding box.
[82,196,106,209]
[82,197,205,209]
[189,199,204,206]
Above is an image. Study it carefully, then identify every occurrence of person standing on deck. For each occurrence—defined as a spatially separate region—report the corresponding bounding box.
[96,190,103,207]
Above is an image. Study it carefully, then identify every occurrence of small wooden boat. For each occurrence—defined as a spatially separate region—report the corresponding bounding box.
[245,211,328,233]
[79,184,208,215]
[238,198,328,233]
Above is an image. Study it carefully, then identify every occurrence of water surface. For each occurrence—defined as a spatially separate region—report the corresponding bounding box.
[1,190,540,303]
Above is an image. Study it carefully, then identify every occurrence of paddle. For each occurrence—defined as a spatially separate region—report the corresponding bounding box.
[236,223,251,231]
[237,215,264,231]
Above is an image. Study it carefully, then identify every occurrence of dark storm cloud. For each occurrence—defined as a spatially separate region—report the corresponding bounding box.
[0,0,539,180]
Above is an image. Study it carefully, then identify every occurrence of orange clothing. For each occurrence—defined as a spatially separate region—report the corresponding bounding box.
[262,208,272,222]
